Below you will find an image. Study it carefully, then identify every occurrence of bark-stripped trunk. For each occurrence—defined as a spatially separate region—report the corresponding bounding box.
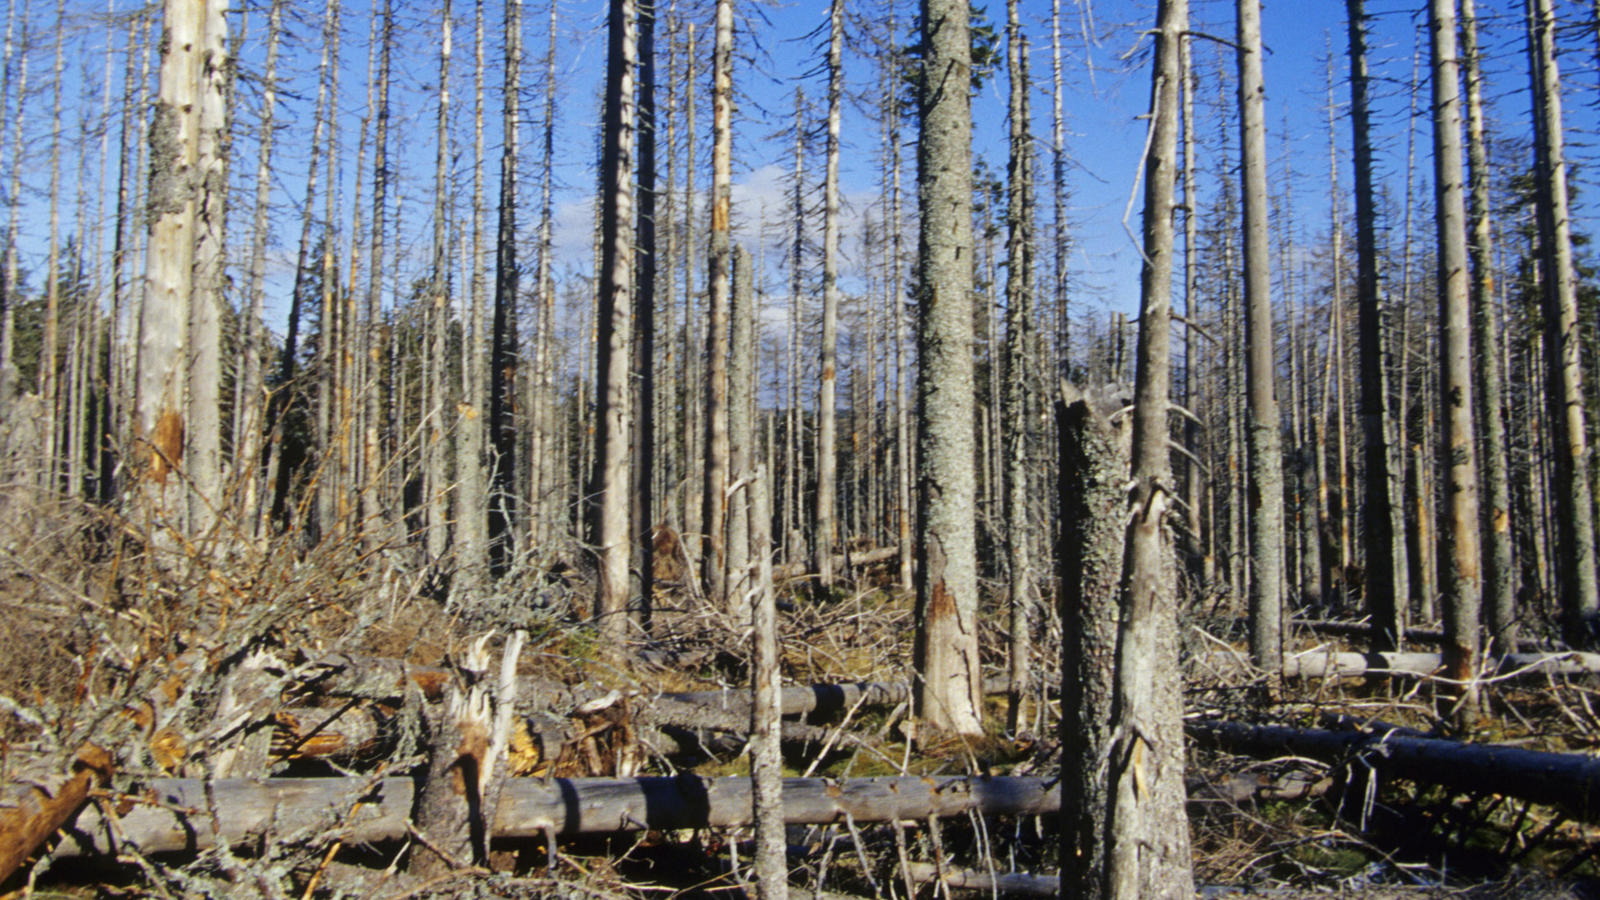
[136,0,206,545]
[1528,0,1600,647]
[913,0,982,738]
[361,0,391,549]
[1461,0,1515,652]
[186,0,228,539]
[748,466,784,900]
[592,0,637,644]
[1346,0,1404,652]
[815,0,843,594]
[0,0,21,406]
[425,0,454,565]
[702,0,733,609]
[1003,0,1035,730]
[455,0,489,587]
[1430,0,1483,709]
[727,247,754,613]
[1237,0,1284,671]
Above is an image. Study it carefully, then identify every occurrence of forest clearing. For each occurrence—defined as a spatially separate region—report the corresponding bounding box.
[5,0,1600,896]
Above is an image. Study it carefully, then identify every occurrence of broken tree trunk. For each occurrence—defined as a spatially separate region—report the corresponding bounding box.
[52,775,1058,858]
[1188,719,1600,822]
[0,746,111,883]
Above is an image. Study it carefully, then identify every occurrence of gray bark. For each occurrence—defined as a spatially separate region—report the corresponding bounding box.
[1003,0,1035,732]
[703,0,733,610]
[1430,0,1484,708]
[592,0,637,644]
[1237,0,1284,671]
[1527,0,1600,647]
[815,0,843,594]
[1105,0,1195,893]
[1346,0,1404,652]
[1462,0,1515,653]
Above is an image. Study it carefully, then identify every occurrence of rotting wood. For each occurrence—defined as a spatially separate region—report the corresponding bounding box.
[0,745,111,883]
[52,775,1058,858]
[1188,719,1600,822]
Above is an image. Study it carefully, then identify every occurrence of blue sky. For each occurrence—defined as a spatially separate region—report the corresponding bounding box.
[8,0,1600,358]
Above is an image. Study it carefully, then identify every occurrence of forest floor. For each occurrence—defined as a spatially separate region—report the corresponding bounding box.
[2,491,1600,898]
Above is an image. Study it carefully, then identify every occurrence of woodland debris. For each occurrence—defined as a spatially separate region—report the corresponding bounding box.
[52,775,1059,858]
[1188,718,1600,821]
[1196,649,1600,681]
[0,744,111,883]
[901,860,1059,897]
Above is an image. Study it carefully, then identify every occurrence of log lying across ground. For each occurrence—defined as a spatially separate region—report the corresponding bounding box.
[1188,719,1600,821]
[1196,649,1600,681]
[55,775,1057,858]
[1290,619,1549,652]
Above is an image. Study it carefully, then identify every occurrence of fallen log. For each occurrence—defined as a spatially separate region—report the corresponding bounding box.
[1187,719,1600,821]
[901,861,1059,897]
[0,745,111,882]
[55,775,1057,858]
[1290,619,1548,652]
[772,545,899,581]
[1196,649,1600,681]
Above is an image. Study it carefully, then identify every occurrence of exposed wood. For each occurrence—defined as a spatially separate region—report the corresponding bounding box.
[54,775,1059,858]
[0,746,110,883]
[1189,719,1600,822]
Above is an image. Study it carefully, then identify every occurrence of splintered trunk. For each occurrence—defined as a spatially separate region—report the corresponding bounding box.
[592,0,637,644]
[1462,0,1515,652]
[1104,0,1195,894]
[1346,0,1403,651]
[815,0,843,593]
[1003,0,1036,730]
[913,0,983,739]
[1430,0,1483,707]
[1057,384,1129,898]
[1528,0,1600,646]
[1238,0,1285,671]
[702,0,733,609]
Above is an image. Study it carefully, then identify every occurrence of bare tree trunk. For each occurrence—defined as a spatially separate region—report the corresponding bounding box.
[490,0,523,572]
[592,0,637,645]
[1461,0,1514,653]
[632,0,658,625]
[1105,0,1195,893]
[814,0,843,594]
[531,0,556,551]
[38,0,64,492]
[236,0,283,538]
[748,465,784,900]
[455,0,489,587]
[913,0,983,738]
[728,247,755,612]
[1057,383,1129,899]
[702,0,733,609]
[1237,0,1285,671]
[1346,0,1404,652]
[1003,0,1035,730]
[1527,0,1600,647]
[185,0,228,540]
[0,0,22,407]
[1429,0,1483,710]
[425,0,454,565]
[136,0,207,546]
[361,0,391,548]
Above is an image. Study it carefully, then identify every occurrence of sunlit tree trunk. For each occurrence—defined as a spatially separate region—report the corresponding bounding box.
[815,0,843,593]
[913,0,982,738]
[592,0,637,643]
[1527,0,1599,647]
[702,0,733,608]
